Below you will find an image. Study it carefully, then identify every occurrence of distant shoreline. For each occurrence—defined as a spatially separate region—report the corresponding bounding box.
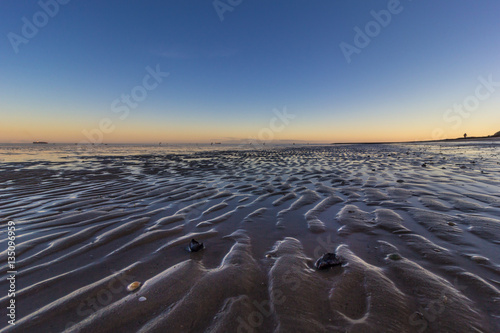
[2,134,500,146]
[330,135,500,145]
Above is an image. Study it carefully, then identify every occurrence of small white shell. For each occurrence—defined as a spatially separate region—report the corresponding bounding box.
[127,281,141,292]
[139,296,147,302]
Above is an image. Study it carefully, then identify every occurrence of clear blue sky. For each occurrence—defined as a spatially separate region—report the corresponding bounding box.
[1,0,499,143]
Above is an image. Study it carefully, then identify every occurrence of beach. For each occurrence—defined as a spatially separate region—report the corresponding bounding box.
[1,142,499,332]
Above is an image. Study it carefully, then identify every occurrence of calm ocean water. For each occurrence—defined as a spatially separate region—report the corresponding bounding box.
[0,141,498,163]
[0,143,296,163]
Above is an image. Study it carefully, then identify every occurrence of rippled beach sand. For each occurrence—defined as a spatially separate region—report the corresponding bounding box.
[1,143,499,332]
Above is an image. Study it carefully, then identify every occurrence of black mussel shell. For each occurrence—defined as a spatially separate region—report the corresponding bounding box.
[315,252,343,270]
[189,239,204,252]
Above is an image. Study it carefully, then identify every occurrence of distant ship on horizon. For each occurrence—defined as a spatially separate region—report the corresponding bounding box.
[33,141,48,144]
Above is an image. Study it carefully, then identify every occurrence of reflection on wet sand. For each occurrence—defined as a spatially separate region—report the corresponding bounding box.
[0,143,499,332]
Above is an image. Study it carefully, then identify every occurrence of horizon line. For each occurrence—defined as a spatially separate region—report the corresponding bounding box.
[2,135,499,146]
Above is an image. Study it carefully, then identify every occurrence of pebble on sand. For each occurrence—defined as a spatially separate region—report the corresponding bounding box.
[127,281,142,292]
[387,253,402,261]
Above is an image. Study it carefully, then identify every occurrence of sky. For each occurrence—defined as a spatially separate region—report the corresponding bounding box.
[1,0,499,144]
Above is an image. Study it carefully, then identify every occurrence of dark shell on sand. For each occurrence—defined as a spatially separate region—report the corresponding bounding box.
[189,239,204,252]
[315,252,343,270]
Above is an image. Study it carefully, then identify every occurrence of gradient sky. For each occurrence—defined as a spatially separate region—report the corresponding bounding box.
[1,0,499,143]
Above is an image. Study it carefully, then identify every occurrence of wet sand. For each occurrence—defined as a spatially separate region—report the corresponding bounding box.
[1,143,499,332]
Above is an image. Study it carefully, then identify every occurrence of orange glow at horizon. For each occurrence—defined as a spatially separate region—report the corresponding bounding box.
[2,120,499,144]
[2,104,499,144]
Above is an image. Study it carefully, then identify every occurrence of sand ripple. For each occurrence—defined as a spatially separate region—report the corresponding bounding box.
[1,143,499,332]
